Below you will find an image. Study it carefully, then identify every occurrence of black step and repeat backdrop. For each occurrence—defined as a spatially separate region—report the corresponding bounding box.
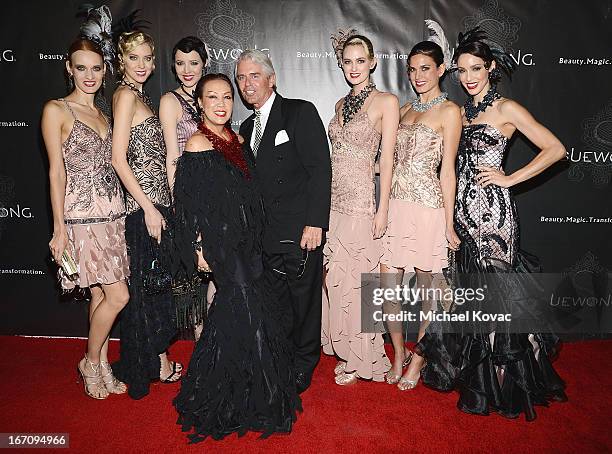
[1,0,611,336]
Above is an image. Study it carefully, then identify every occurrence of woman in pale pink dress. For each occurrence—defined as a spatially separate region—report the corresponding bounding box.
[42,33,130,400]
[321,32,398,385]
[381,34,461,390]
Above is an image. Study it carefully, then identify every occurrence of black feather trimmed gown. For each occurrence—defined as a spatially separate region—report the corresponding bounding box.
[171,148,301,442]
[416,124,566,421]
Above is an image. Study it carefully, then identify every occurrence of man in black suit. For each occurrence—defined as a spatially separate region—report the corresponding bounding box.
[236,50,331,393]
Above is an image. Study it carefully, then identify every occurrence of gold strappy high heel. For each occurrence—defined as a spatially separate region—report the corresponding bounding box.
[334,361,347,376]
[77,355,108,400]
[398,358,427,391]
[385,349,413,384]
[100,361,127,394]
[335,371,358,386]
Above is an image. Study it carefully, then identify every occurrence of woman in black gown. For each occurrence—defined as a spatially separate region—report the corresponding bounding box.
[171,73,301,442]
[416,28,567,421]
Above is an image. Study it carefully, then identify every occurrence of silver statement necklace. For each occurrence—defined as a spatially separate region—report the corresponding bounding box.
[411,92,448,112]
[342,82,375,125]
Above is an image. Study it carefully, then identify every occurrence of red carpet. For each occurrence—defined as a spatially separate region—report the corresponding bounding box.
[0,336,610,453]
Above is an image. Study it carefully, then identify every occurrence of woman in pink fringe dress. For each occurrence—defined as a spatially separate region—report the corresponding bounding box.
[321,32,398,385]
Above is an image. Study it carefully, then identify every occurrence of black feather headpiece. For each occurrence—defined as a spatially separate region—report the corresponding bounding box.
[454,26,516,78]
[111,9,151,42]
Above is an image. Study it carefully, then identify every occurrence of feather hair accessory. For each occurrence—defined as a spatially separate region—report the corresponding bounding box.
[330,27,359,68]
[111,8,151,41]
[455,26,516,77]
[425,19,452,70]
[79,5,115,73]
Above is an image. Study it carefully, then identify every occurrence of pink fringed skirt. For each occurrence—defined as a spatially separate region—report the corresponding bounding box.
[321,210,391,381]
[381,199,448,272]
[60,217,130,290]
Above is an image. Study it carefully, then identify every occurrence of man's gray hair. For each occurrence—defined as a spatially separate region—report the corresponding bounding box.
[235,49,275,77]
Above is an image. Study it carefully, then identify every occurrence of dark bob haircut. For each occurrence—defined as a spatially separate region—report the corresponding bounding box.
[194,73,234,101]
[171,36,208,82]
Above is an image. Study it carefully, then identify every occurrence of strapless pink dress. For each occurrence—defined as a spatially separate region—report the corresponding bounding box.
[381,123,448,272]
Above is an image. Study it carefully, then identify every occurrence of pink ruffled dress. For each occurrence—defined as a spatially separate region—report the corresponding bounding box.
[381,123,448,272]
[321,104,391,381]
[59,99,129,290]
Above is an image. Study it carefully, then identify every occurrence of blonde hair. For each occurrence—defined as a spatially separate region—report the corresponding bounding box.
[343,35,375,60]
[116,31,155,76]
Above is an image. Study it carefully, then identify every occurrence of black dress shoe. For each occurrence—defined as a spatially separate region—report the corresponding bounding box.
[295,371,311,394]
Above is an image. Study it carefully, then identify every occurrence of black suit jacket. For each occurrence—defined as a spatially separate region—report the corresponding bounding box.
[240,94,331,254]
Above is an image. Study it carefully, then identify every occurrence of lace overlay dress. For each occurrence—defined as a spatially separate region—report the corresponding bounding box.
[172,150,301,441]
[59,99,129,290]
[321,106,391,381]
[381,123,448,272]
[113,114,176,400]
[416,123,566,421]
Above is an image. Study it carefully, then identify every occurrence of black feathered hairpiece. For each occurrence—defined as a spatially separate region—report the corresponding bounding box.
[111,8,151,42]
[454,26,516,78]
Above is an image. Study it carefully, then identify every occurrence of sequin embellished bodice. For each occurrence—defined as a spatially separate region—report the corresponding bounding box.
[391,123,444,208]
[171,92,199,154]
[328,109,381,217]
[455,123,517,265]
[125,116,171,214]
[61,100,125,224]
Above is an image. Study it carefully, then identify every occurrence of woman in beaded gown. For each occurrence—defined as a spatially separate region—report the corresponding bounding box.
[111,31,180,399]
[160,36,211,334]
[415,28,567,421]
[172,74,301,441]
[380,36,462,390]
[321,33,398,385]
[42,33,129,400]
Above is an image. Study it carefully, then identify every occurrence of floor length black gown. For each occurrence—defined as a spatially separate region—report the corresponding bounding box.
[416,123,566,421]
[171,144,301,442]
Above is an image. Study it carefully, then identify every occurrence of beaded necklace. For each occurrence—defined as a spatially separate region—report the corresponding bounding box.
[464,84,500,123]
[342,82,375,125]
[198,123,250,179]
[412,92,448,112]
[119,78,154,111]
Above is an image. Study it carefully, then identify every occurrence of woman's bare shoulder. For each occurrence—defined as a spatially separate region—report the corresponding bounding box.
[184,132,214,153]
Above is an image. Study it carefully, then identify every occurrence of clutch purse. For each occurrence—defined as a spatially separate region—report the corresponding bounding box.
[60,250,79,281]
